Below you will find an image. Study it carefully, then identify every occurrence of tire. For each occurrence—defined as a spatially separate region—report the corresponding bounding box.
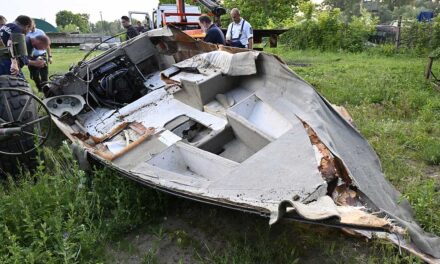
[0,75,39,178]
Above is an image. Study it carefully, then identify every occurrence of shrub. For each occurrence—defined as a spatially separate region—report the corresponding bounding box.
[419,137,440,165]
[367,43,398,56]
[343,10,377,52]
[400,18,440,53]
[318,9,344,50]
[281,7,377,52]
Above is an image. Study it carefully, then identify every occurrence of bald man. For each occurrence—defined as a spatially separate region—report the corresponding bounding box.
[26,30,52,90]
[225,8,253,49]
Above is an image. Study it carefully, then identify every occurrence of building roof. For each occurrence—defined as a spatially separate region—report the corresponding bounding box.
[33,18,58,33]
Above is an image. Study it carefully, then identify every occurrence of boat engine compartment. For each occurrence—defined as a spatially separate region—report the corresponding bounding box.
[43,27,440,263]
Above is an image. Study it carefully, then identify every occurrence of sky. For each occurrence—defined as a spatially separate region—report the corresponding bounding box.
[1,0,160,26]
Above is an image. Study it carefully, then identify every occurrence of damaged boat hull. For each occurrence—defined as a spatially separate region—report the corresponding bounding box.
[45,27,440,263]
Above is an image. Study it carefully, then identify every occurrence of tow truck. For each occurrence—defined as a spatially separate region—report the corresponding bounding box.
[132,0,287,47]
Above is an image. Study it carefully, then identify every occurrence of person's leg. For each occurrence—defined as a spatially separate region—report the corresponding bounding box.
[40,65,48,89]
[28,66,42,90]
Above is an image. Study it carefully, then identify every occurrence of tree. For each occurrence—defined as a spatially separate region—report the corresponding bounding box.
[55,10,76,28]
[55,10,91,33]
[59,23,79,33]
[92,20,124,35]
[222,0,299,28]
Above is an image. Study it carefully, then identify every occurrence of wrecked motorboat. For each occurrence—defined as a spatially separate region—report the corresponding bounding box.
[44,27,440,262]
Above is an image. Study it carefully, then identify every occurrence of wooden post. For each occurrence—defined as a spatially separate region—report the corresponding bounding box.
[269,34,278,48]
[425,57,434,80]
[396,16,402,50]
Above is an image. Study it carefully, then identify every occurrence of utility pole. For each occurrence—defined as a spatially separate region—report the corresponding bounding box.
[100,11,104,35]
[396,16,402,50]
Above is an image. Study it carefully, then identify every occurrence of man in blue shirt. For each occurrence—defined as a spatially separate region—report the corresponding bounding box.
[198,15,225,45]
[0,15,35,77]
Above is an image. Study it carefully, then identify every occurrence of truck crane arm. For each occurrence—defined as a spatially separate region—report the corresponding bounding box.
[164,0,227,29]
[195,0,226,17]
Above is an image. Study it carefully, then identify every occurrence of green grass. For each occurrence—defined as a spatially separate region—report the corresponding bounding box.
[0,145,166,263]
[1,47,440,263]
[22,47,98,92]
[23,48,85,77]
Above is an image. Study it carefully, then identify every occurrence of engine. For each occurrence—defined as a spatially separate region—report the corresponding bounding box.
[91,56,148,106]
[43,33,167,109]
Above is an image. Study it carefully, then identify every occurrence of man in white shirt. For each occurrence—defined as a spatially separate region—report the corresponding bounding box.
[225,8,253,49]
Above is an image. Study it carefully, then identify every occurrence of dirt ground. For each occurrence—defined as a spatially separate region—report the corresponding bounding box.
[105,196,378,264]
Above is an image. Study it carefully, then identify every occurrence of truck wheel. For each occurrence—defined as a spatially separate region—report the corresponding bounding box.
[0,76,46,178]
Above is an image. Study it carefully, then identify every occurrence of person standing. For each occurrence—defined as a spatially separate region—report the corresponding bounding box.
[121,16,139,40]
[0,15,37,77]
[198,15,225,45]
[27,23,52,90]
[135,21,146,33]
[225,8,253,49]
[21,35,50,83]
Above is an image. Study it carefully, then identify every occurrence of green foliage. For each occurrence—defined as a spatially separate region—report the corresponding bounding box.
[0,144,165,263]
[59,23,79,33]
[55,10,91,33]
[222,0,299,28]
[404,179,440,234]
[281,7,377,52]
[343,10,377,52]
[325,0,440,23]
[400,19,440,54]
[324,0,362,18]
[429,47,440,59]
[91,20,124,36]
[367,43,398,56]
[317,8,344,50]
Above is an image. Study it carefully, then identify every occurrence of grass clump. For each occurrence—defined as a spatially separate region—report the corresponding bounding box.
[0,143,165,263]
[419,138,440,165]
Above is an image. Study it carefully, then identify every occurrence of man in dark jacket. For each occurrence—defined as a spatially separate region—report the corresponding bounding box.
[121,16,139,40]
[0,15,36,76]
[198,15,225,45]
[135,21,147,33]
